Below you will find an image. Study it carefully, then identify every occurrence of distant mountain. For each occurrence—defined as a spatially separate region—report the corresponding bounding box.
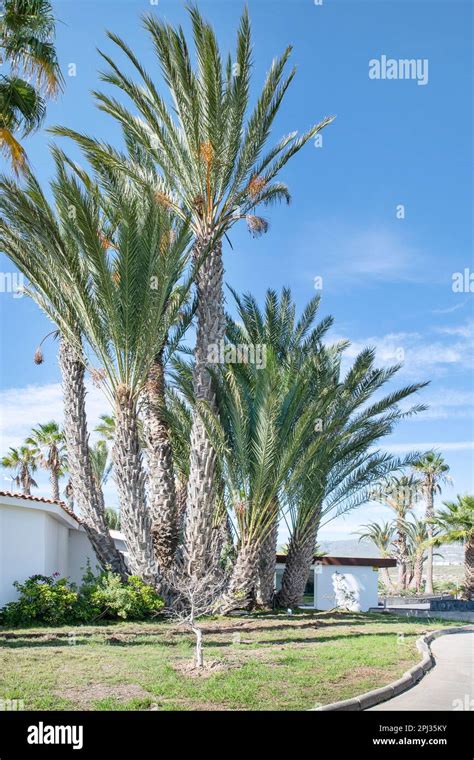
[317,538,463,564]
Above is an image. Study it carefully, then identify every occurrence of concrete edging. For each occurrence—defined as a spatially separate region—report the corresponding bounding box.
[312,624,474,711]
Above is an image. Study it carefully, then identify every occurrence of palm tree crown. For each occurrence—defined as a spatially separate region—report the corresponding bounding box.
[0,0,63,171]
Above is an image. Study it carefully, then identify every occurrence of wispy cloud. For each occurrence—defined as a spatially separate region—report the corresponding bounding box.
[0,382,111,451]
[328,319,474,379]
[305,221,430,286]
[384,441,474,453]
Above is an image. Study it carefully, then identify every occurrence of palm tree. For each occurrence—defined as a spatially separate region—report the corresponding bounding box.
[0,166,128,578]
[198,338,338,611]
[412,451,451,594]
[0,0,62,172]
[26,420,65,500]
[402,517,433,593]
[105,507,121,531]
[89,439,112,510]
[51,5,334,578]
[374,475,422,591]
[356,521,395,592]
[95,414,115,442]
[1,444,38,494]
[226,287,334,606]
[431,495,474,599]
[276,354,427,608]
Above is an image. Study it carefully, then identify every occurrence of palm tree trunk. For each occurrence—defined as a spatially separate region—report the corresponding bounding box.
[275,511,319,609]
[59,337,127,577]
[113,387,157,585]
[50,468,60,502]
[381,567,394,592]
[464,539,474,600]
[220,541,260,613]
[256,517,278,607]
[142,355,178,569]
[396,518,408,591]
[185,238,225,577]
[425,485,435,594]
[413,552,424,592]
[21,470,31,496]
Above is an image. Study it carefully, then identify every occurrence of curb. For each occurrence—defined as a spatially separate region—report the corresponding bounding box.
[311,624,474,711]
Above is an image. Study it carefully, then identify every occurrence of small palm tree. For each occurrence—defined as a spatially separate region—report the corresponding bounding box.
[95,414,115,442]
[374,475,422,591]
[52,5,334,578]
[412,451,451,594]
[105,507,121,531]
[89,439,112,510]
[26,420,65,500]
[356,521,395,592]
[0,0,63,172]
[431,495,474,599]
[1,444,38,494]
[402,518,434,593]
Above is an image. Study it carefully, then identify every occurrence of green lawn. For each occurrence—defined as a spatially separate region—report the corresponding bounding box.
[0,612,457,711]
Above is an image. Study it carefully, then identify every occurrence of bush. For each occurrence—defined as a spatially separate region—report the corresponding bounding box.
[0,567,164,627]
[91,572,164,620]
[0,574,79,626]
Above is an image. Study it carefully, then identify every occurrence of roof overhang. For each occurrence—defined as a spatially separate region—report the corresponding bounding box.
[276,554,397,568]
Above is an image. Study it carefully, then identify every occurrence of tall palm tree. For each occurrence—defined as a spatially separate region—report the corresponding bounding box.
[26,420,65,500]
[356,521,395,592]
[226,287,334,606]
[0,156,192,581]
[1,444,38,494]
[276,354,427,608]
[431,495,474,599]
[0,0,62,171]
[412,451,451,594]
[374,475,422,591]
[51,5,334,578]
[0,167,127,577]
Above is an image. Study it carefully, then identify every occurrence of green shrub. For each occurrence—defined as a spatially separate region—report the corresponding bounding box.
[91,572,164,620]
[0,568,165,627]
[0,574,79,626]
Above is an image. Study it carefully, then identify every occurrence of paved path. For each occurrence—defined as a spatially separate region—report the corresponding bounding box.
[371,631,474,711]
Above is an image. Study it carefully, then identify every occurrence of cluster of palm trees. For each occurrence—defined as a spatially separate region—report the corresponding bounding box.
[358,455,474,598]
[0,5,447,609]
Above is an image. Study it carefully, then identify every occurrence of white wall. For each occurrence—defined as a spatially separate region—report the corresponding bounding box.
[0,505,48,605]
[67,530,102,587]
[315,565,379,612]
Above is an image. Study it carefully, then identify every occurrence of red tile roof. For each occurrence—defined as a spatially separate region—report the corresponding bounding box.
[0,490,80,522]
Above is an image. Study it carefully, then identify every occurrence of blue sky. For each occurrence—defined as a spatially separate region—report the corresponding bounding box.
[0,0,472,541]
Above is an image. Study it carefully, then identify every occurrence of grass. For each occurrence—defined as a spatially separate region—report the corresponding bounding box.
[0,612,459,711]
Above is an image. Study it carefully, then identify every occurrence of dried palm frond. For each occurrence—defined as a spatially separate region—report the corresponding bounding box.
[246,214,269,238]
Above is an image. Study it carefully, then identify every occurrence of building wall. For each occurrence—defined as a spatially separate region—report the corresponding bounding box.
[0,505,49,606]
[275,562,380,612]
[67,530,102,586]
[315,565,379,612]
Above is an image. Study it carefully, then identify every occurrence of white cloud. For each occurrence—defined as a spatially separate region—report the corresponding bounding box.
[0,381,111,451]
[383,441,474,453]
[306,222,429,285]
[328,319,474,379]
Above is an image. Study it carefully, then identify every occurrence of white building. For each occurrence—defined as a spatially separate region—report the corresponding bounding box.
[275,554,396,612]
[0,491,115,606]
[0,491,394,611]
